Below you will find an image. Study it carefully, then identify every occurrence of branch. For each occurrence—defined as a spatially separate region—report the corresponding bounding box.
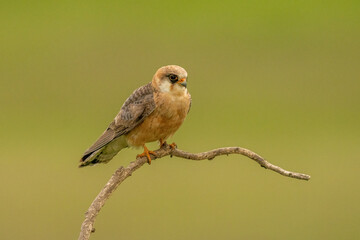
[78,144,310,240]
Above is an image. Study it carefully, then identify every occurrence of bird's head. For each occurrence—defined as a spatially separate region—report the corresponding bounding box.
[152,65,188,94]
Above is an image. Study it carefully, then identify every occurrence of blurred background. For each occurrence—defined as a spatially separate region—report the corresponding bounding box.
[1,1,359,239]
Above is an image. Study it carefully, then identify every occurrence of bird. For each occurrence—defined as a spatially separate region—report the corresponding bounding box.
[79,65,191,167]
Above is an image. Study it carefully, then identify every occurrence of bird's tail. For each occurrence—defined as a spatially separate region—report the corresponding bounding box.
[79,135,128,167]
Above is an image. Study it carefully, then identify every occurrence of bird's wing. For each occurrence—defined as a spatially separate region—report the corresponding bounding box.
[81,83,156,161]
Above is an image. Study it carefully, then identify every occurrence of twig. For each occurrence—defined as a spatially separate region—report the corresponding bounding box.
[78,144,310,240]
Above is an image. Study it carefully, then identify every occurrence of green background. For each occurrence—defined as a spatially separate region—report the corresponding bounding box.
[1,1,359,239]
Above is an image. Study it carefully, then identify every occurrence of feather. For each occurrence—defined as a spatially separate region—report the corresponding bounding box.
[79,135,128,167]
[81,128,116,161]
[79,83,156,166]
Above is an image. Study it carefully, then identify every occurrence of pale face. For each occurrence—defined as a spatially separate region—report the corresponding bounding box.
[153,65,188,96]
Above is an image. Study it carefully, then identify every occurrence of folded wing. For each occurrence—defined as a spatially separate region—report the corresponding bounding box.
[79,83,156,167]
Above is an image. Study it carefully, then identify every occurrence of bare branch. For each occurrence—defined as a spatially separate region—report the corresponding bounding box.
[78,144,310,240]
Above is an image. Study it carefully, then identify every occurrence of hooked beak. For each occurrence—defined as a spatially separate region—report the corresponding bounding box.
[177,78,187,88]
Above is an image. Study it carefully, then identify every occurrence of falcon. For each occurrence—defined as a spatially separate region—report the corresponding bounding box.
[79,65,191,167]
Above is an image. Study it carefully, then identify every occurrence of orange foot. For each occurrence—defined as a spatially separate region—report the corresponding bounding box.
[137,144,156,165]
[169,142,177,150]
[159,139,177,150]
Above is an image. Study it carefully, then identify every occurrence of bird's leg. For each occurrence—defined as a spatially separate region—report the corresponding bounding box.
[137,144,157,165]
[159,138,166,147]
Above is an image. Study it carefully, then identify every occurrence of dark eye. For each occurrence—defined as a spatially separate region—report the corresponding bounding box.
[169,74,178,83]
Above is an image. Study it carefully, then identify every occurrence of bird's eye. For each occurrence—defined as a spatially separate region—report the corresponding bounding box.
[168,74,178,83]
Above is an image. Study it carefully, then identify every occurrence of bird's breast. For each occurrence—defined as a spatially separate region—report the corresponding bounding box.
[125,91,190,146]
[155,91,190,118]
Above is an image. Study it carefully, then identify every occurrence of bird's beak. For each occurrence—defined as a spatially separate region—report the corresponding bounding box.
[177,78,187,88]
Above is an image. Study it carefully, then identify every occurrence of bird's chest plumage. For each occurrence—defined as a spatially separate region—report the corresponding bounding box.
[125,91,190,146]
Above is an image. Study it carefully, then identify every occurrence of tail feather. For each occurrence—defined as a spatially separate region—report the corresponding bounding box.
[79,135,128,167]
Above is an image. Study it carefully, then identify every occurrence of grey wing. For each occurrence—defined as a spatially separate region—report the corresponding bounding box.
[80,83,156,162]
[80,128,117,161]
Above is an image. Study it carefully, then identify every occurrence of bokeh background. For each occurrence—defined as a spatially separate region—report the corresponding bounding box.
[1,1,359,239]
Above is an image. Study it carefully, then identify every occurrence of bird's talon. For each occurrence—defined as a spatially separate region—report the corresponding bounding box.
[159,139,167,148]
[137,145,157,165]
[169,142,177,149]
